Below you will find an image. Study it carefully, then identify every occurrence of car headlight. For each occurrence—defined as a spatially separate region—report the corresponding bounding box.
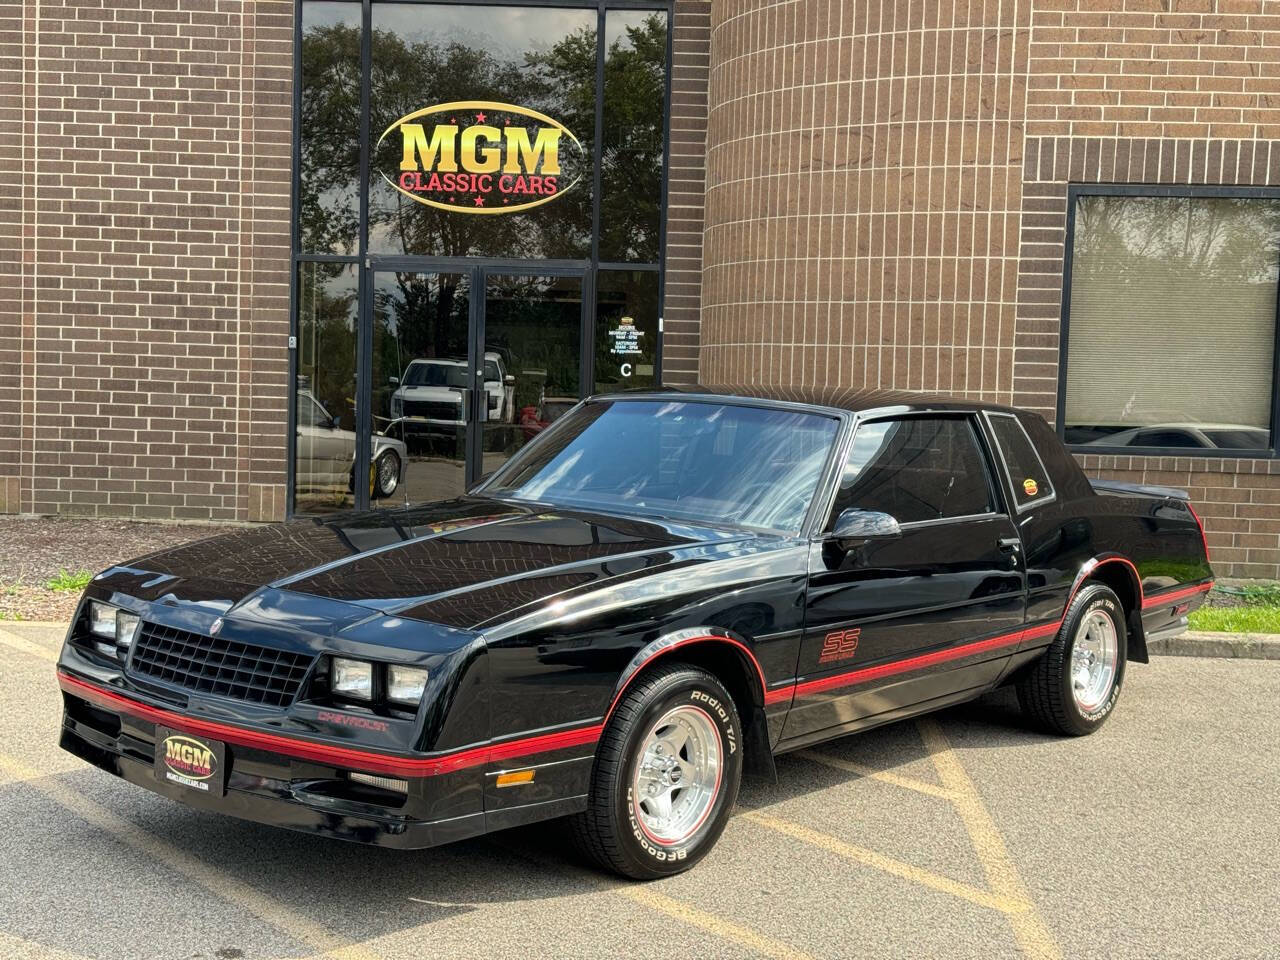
[88,601,118,639]
[87,602,142,658]
[332,657,374,701]
[116,611,141,649]
[386,665,429,707]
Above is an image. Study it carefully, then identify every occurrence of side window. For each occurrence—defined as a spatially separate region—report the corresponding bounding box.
[830,417,997,525]
[299,397,328,428]
[987,413,1055,507]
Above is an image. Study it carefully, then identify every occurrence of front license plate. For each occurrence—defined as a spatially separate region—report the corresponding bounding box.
[155,726,226,795]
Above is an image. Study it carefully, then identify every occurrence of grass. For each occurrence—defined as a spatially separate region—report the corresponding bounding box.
[0,610,24,622]
[1190,582,1280,634]
[1189,605,1280,634]
[44,569,92,592]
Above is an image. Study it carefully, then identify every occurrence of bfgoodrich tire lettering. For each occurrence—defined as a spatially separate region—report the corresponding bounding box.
[570,662,743,879]
[1017,583,1128,736]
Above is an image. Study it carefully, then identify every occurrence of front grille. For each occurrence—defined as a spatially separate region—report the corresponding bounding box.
[403,399,460,420]
[129,622,314,707]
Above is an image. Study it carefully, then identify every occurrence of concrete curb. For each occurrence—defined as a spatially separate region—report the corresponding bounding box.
[1148,631,1280,660]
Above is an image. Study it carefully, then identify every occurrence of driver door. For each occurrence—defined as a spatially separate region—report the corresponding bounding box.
[780,414,1026,746]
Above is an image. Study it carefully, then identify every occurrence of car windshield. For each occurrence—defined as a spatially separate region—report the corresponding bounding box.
[485,399,840,533]
[405,361,468,388]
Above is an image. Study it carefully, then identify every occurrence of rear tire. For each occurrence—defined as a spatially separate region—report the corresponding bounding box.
[1017,583,1127,736]
[570,663,742,879]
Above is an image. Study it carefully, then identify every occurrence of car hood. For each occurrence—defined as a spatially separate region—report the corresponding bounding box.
[97,498,755,629]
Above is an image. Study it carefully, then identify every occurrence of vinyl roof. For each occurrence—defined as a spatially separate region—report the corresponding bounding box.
[606,383,1023,418]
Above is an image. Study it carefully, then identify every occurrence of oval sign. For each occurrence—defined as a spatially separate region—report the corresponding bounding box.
[377,100,584,215]
[162,734,218,782]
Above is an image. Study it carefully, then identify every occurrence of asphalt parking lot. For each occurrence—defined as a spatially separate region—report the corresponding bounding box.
[1,621,1276,960]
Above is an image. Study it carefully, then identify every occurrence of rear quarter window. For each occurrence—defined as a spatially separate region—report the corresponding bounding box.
[987,413,1055,508]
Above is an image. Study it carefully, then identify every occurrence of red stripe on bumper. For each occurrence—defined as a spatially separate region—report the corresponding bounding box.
[58,671,599,778]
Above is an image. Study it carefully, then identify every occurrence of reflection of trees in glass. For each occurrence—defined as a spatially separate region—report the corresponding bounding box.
[299,17,361,254]
[486,276,581,409]
[297,263,357,427]
[602,13,667,263]
[529,14,667,262]
[1067,195,1280,433]
[373,273,470,417]
[367,15,594,259]
[1073,196,1280,285]
[300,8,668,264]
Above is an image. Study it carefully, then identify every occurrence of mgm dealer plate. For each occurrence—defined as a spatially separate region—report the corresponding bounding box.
[155,727,225,795]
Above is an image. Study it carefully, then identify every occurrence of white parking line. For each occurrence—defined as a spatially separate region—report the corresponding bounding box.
[917,718,1063,960]
[798,749,958,801]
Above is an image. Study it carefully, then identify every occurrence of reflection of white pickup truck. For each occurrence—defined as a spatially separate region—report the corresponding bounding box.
[389,352,515,429]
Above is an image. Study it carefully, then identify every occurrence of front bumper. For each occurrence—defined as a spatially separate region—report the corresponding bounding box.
[58,671,486,850]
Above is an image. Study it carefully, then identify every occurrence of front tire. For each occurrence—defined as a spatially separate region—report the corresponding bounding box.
[1017,583,1127,736]
[570,663,743,879]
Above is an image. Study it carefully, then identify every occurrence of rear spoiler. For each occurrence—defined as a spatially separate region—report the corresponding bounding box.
[1089,478,1190,501]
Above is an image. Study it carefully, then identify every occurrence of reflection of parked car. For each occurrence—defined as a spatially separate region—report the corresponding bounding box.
[1082,423,1269,450]
[519,395,580,439]
[295,390,406,499]
[389,352,515,431]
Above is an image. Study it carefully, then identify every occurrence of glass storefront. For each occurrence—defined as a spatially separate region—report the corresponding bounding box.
[292,0,670,514]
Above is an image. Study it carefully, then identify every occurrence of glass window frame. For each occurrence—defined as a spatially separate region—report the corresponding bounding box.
[982,411,1056,513]
[824,412,1006,531]
[1058,183,1280,460]
[288,0,674,516]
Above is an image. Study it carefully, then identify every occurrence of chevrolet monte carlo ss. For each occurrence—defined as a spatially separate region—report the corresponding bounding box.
[56,387,1214,878]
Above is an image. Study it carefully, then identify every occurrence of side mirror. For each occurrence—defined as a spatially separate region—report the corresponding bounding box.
[389,376,400,387]
[503,374,515,386]
[328,415,342,430]
[831,508,902,545]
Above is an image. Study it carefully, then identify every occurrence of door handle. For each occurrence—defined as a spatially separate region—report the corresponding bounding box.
[998,537,1021,568]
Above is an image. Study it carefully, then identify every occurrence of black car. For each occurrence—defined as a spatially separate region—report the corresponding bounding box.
[56,387,1214,878]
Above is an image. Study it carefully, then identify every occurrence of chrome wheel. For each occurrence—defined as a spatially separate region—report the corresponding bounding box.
[375,452,400,497]
[631,705,722,845]
[1071,609,1118,711]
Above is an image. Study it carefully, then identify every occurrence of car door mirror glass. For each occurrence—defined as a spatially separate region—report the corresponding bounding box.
[831,508,902,543]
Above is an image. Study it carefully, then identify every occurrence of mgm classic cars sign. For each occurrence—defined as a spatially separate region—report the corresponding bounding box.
[379,100,584,214]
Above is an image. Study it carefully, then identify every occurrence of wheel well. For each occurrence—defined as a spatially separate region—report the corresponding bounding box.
[1083,561,1148,664]
[637,641,776,781]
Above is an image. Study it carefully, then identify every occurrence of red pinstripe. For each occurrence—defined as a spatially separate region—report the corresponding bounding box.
[1141,580,1213,609]
[58,671,600,779]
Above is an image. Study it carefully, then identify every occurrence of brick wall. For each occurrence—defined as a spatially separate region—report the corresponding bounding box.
[662,0,711,385]
[0,0,292,522]
[700,0,1031,397]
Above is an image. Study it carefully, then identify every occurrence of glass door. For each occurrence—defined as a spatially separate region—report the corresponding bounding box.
[479,269,586,479]
[370,270,476,507]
